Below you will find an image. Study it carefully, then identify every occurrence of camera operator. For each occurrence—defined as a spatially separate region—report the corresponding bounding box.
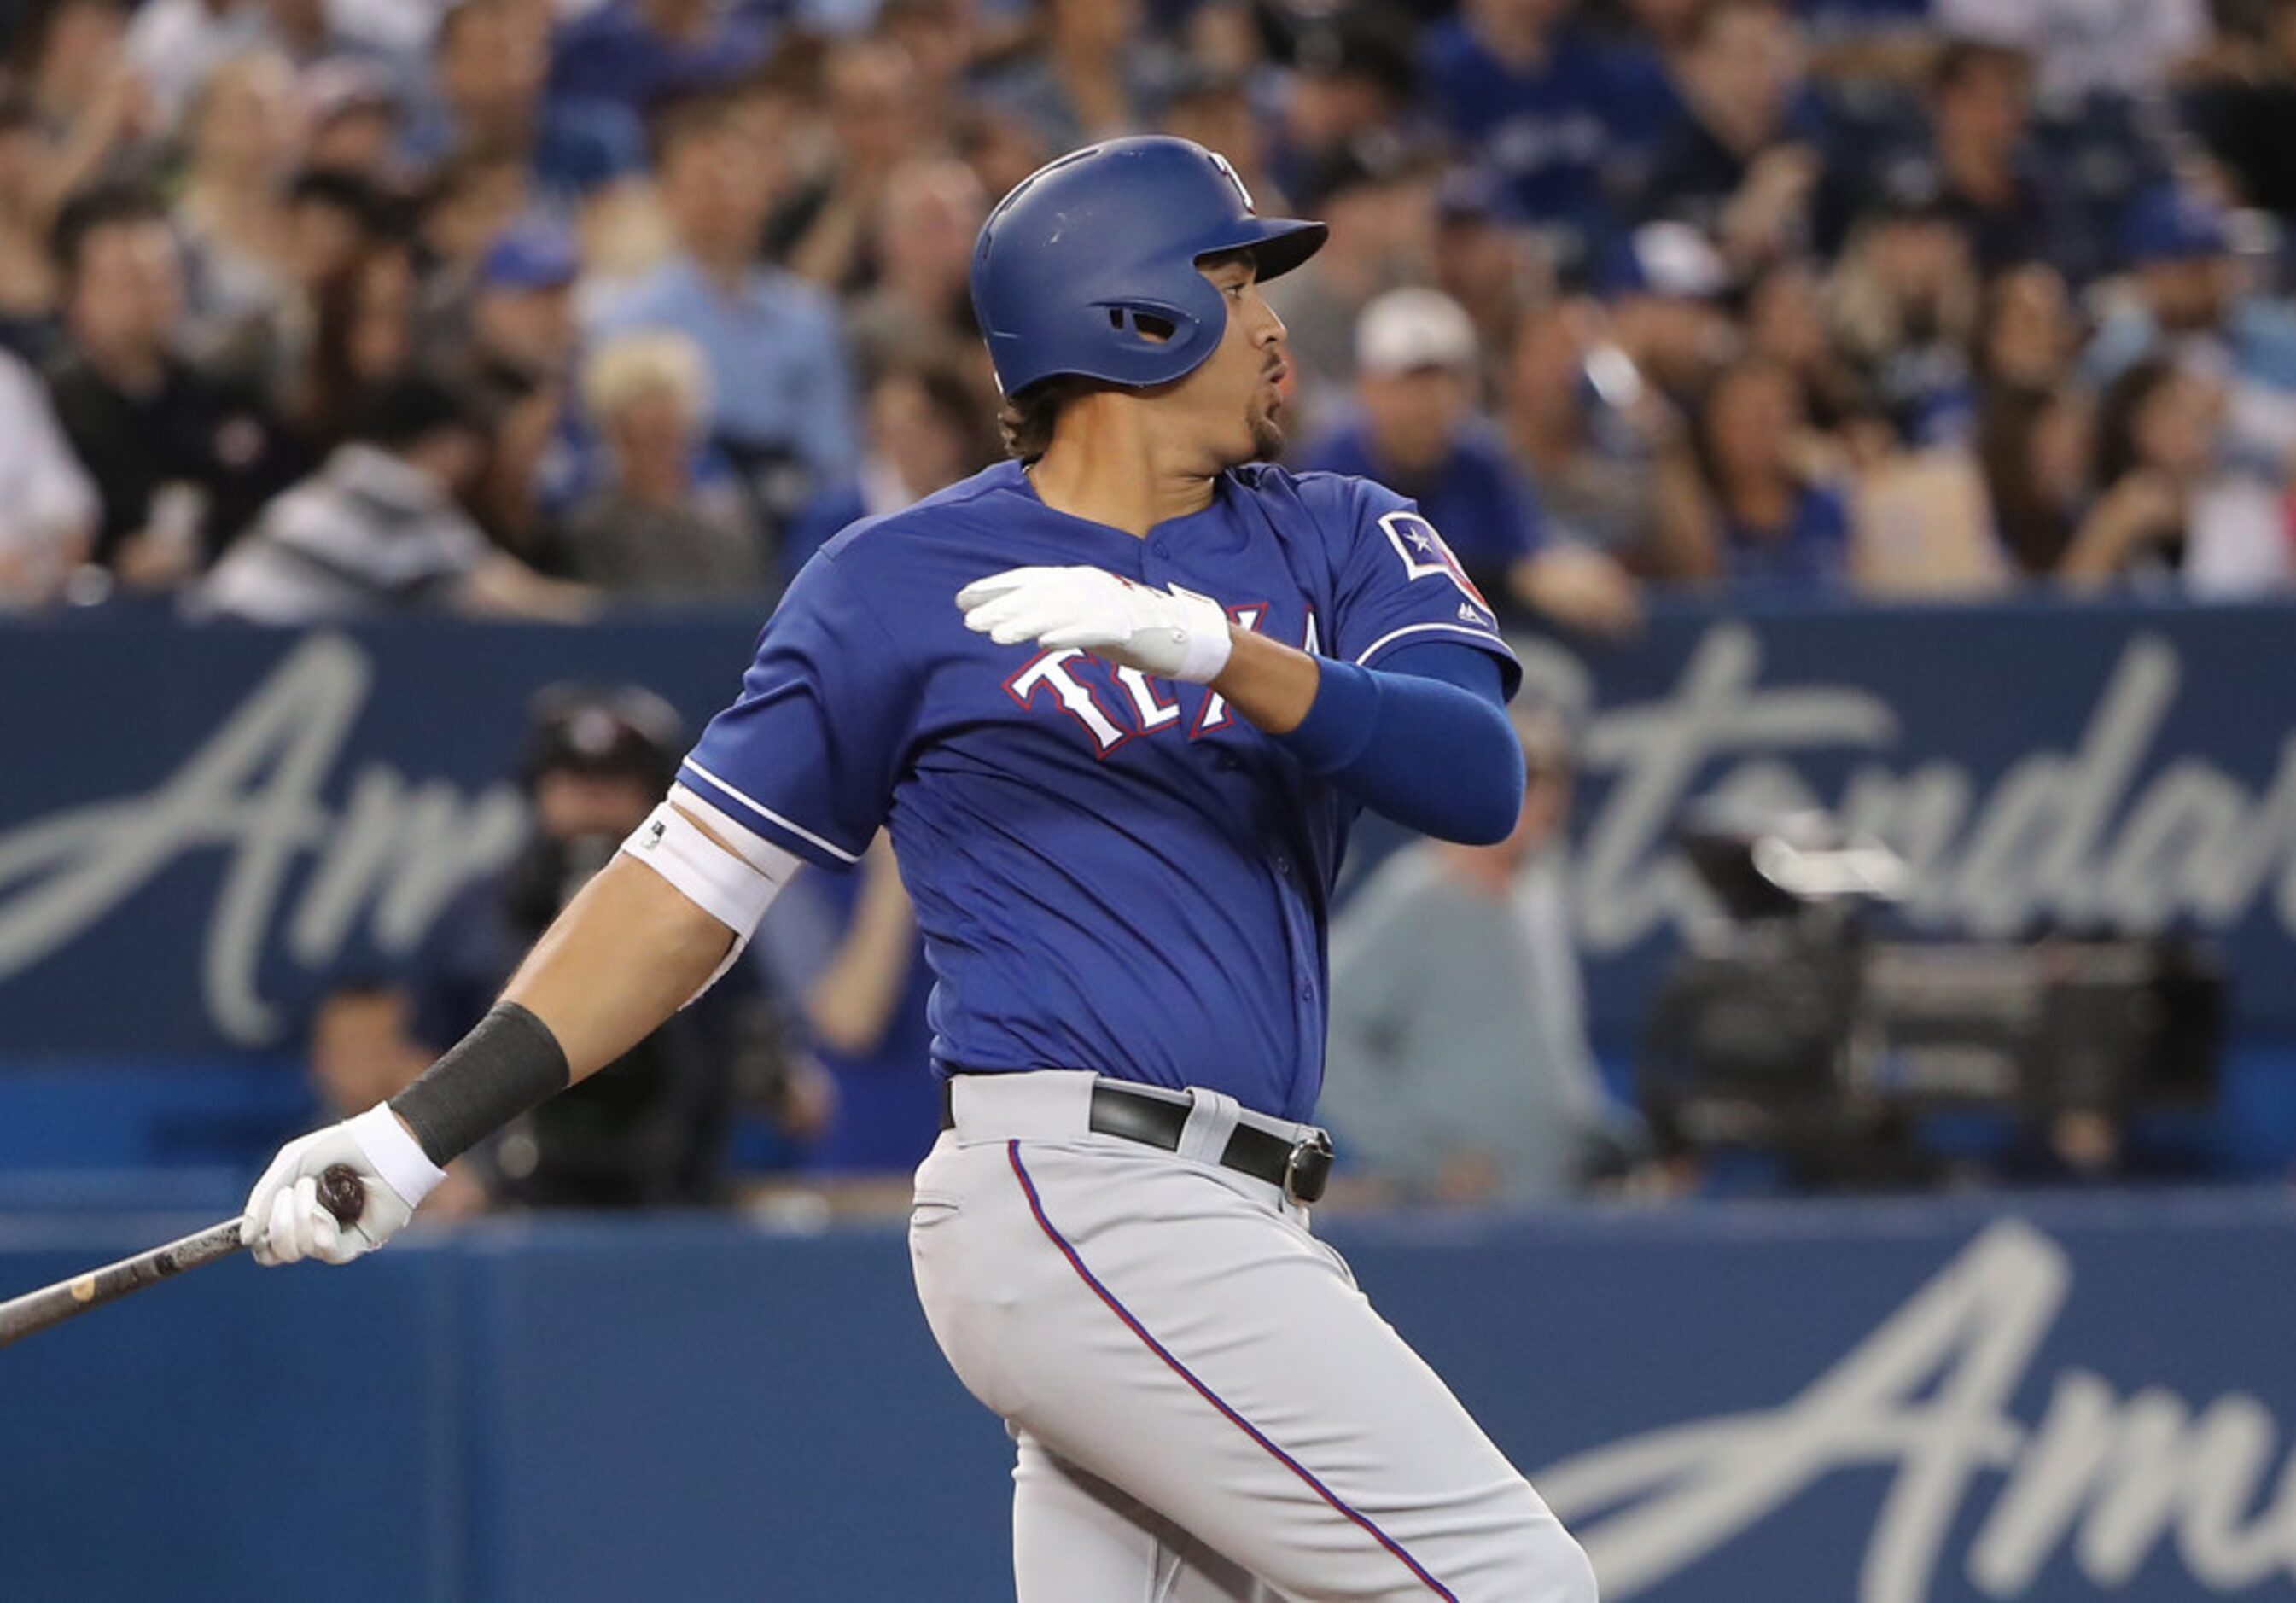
[397,683,826,1208]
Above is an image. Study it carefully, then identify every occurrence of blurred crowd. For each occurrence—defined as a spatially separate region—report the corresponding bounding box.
[3,0,2296,624]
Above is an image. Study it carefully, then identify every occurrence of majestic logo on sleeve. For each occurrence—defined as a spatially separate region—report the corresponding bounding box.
[1380,510,1492,613]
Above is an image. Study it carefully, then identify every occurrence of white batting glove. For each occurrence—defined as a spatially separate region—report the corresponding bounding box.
[240,1105,446,1267]
[957,565,1233,683]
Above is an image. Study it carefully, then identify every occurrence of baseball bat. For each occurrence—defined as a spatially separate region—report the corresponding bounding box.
[0,1164,368,1349]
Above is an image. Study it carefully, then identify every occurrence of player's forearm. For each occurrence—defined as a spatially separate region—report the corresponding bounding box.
[1206,626,1321,735]
[382,859,735,1170]
[1269,644,1524,845]
[500,855,736,1081]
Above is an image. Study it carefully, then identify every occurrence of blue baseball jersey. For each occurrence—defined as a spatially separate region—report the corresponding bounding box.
[677,460,1519,1122]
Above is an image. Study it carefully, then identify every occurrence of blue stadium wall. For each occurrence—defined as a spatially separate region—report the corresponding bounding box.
[5,1193,2296,1600]
[3,597,2295,1185]
[5,599,2296,1599]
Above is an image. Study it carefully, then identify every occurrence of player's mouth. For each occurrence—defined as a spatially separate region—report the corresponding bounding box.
[1262,360,1289,388]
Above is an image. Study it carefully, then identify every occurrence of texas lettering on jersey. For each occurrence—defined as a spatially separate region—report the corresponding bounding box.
[1005,602,1309,755]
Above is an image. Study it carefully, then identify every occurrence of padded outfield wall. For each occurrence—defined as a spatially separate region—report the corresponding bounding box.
[3,1194,2295,1600]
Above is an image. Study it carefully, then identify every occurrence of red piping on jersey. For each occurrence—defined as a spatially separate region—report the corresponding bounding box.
[1004,1140,1458,1600]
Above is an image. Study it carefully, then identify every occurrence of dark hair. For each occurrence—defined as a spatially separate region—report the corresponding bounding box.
[9,0,129,79]
[1293,130,1433,213]
[418,139,526,216]
[1932,38,2030,96]
[1972,264,2072,386]
[997,376,1095,463]
[644,86,744,170]
[292,241,417,446]
[49,183,169,282]
[1690,355,1804,493]
[875,356,1001,475]
[286,166,406,238]
[343,371,482,451]
[1975,383,2073,574]
[1285,9,1417,105]
[2093,355,2185,489]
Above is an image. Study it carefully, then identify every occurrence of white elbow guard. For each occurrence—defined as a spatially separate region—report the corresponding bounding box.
[618,784,801,1001]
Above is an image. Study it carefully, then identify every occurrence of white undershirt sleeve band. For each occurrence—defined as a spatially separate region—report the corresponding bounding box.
[617,784,804,1002]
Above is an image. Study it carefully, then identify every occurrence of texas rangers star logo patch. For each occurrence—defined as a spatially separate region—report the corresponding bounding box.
[1378,511,1492,611]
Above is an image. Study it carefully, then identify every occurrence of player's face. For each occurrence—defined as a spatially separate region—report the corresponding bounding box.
[1174,254,1291,466]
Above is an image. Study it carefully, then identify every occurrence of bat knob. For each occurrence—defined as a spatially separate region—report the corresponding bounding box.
[317,1164,368,1227]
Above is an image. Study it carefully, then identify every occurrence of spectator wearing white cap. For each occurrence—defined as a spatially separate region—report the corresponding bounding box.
[1301,285,1641,636]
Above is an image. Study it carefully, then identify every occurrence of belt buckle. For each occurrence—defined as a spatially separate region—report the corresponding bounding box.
[1282,1130,1334,1205]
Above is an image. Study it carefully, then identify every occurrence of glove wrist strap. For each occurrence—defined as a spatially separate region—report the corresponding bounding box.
[1175,620,1233,685]
[346,1104,448,1207]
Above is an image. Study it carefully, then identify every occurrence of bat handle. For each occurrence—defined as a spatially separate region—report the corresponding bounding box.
[318,1163,369,1227]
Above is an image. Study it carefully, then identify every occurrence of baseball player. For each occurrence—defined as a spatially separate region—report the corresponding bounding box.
[242,137,1596,1602]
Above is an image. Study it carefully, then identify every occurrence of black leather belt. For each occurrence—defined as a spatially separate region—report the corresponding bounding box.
[940,1075,1334,1204]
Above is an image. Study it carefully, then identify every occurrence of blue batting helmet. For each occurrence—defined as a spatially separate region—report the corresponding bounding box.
[970,137,1327,398]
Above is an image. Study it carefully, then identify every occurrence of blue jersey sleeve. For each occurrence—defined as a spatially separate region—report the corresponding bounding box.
[676,551,916,871]
[1323,478,1523,697]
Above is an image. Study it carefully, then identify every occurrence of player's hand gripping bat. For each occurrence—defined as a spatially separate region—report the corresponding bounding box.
[0,1164,367,1349]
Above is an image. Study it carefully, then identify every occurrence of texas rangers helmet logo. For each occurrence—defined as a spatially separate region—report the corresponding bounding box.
[1378,511,1491,611]
[1209,150,1256,215]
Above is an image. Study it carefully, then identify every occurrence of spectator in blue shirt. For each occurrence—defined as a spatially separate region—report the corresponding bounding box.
[755,837,941,1179]
[1302,285,1642,634]
[588,88,859,542]
[401,0,647,211]
[547,0,772,124]
[1420,0,1660,262]
[1691,354,1852,589]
